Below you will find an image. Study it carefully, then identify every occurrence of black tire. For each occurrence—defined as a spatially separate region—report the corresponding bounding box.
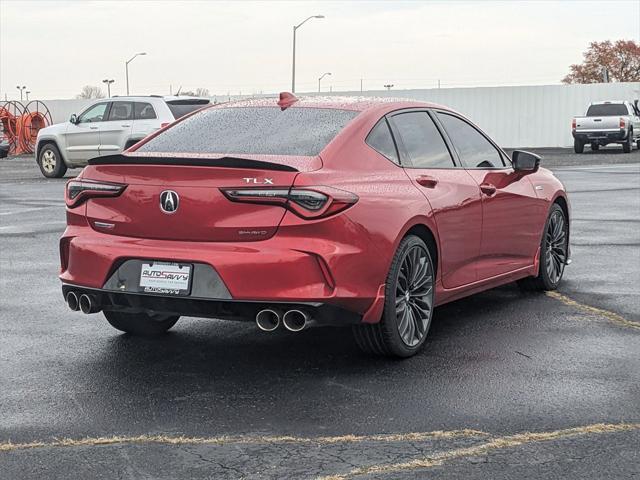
[518,203,568,291]
[623,129,633,153]
[104,310,179,336]
[573,139,584,154]
[37,143,67,178]
[353,235,435,358]
[590,143,599,151]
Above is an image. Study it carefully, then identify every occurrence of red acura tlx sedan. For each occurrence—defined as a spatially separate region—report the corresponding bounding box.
[60,93,570,357]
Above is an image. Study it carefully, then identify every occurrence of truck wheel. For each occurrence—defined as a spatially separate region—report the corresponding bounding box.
[573,139,584,154]
[623,129,633,153]
[38,143,68,178]
[590,143,599,151]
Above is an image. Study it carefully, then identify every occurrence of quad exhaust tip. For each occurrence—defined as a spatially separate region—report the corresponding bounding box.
[79,294,100,314]
[256,309,280,332]
[66,291,79,311]
[282,309,308,332]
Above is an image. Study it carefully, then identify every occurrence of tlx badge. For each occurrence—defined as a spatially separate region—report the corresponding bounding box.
[243,178,273,184]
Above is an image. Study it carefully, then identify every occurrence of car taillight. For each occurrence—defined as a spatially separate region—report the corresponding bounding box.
[220,186,358,219]
[620,117,626,129]
[160,122,170,128]
[65,179,127,208]
[571,118,576,130]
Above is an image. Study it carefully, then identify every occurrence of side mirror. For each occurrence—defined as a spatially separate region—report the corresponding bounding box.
[69,114,78,124]
[512,150,541,172]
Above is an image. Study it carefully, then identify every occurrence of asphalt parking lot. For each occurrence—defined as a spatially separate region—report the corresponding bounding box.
[1,148,639,479]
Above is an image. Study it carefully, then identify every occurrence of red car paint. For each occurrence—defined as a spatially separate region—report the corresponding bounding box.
[60,97,569,324]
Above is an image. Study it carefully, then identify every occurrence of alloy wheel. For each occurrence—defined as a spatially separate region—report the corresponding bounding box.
[545,209,567,284]
[395,245,433,347]
[41,150,56,173]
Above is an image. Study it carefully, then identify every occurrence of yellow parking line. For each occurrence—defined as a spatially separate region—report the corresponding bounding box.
[317,422,640,480]
[546,291,640,331]
[0,428,485,453]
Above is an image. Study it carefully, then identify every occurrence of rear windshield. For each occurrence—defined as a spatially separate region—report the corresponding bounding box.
[586,104,628,116]
[166,100,211,119]
[138,106,359,156]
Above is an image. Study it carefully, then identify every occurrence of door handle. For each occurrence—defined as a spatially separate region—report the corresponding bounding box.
[90,126,98,130]
[416,175,439,188]
[121,124,130,127]
[480,183,497,196]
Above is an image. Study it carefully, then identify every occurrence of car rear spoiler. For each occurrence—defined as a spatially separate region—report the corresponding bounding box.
[88,154,299,172]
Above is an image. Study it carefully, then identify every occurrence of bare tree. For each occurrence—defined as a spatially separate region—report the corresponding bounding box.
[76,85,105,99]
[178,87,210,97]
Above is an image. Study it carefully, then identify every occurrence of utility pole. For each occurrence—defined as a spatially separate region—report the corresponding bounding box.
[318,72,331,92]
[125,52,147,95]
[291,15,325,93]
[16,85,26,101]
[360,78,363,92]
[25,91,31,101]
[102,79,115,98]
[438,79,441,89]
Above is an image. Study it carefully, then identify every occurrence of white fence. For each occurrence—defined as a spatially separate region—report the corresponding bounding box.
[44,82,640,148]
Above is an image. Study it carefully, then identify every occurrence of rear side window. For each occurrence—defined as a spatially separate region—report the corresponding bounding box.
[107,101,133,121]
[366,119,399,164]
[586,103,629,116]
[138,107,359,156]
[134,102,157,120]
[437,113,505,168]
[392,112,454,168]
[166,100,211,119]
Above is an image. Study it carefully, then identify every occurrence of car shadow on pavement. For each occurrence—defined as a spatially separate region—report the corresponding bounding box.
[70,284,539,395]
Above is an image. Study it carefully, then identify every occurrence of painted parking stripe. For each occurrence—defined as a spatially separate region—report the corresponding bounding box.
[317,423,640,480]
[546,291,640,331]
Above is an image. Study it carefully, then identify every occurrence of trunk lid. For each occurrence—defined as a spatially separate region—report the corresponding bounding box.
[82,154,321,242]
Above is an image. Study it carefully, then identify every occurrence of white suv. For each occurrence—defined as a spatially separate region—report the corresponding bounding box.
[35,96,210,178]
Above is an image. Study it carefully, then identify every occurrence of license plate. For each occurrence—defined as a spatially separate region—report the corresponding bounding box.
[139,262,191,296]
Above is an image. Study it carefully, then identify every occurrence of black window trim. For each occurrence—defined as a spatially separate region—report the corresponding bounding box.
[386,108,460,170]
[364,117,401,166]
[433,110,512,170]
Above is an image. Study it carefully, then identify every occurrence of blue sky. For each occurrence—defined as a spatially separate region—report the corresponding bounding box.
[1,0,639,99]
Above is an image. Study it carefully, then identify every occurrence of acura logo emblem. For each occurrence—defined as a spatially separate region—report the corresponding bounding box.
[160,190,179,214]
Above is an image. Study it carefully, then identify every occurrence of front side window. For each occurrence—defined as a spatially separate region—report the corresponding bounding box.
[392,111,454,168]
[437,113,505,168]
[107,102,133,121]
[134,102,157,120]
[138,107,359,156]
[366,119,399,164]
[78,103,108,123]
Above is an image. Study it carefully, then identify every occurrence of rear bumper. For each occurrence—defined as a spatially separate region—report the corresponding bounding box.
[572,130,627,144]
[59,220,382,323]
[61,284,361,325]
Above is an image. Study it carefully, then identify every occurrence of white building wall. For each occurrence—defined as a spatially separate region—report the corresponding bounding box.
[43,82,640,148]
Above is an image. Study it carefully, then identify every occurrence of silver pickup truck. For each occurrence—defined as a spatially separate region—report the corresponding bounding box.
[572,100,640,153]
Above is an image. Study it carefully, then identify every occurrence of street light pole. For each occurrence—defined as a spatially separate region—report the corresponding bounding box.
[25,91,31,101]
[318,72,331,92]
[125,52,147,95]
[291,15,324,93]
[16,85,26,101]
[103,79,115,98]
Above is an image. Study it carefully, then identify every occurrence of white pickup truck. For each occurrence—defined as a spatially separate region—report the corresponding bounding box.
[572,100,640,153]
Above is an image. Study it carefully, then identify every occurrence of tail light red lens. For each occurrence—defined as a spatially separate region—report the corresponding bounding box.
[65,179,127,208]
[620,117,626,129]
[571,118,576,130]
[220,186,358,219]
